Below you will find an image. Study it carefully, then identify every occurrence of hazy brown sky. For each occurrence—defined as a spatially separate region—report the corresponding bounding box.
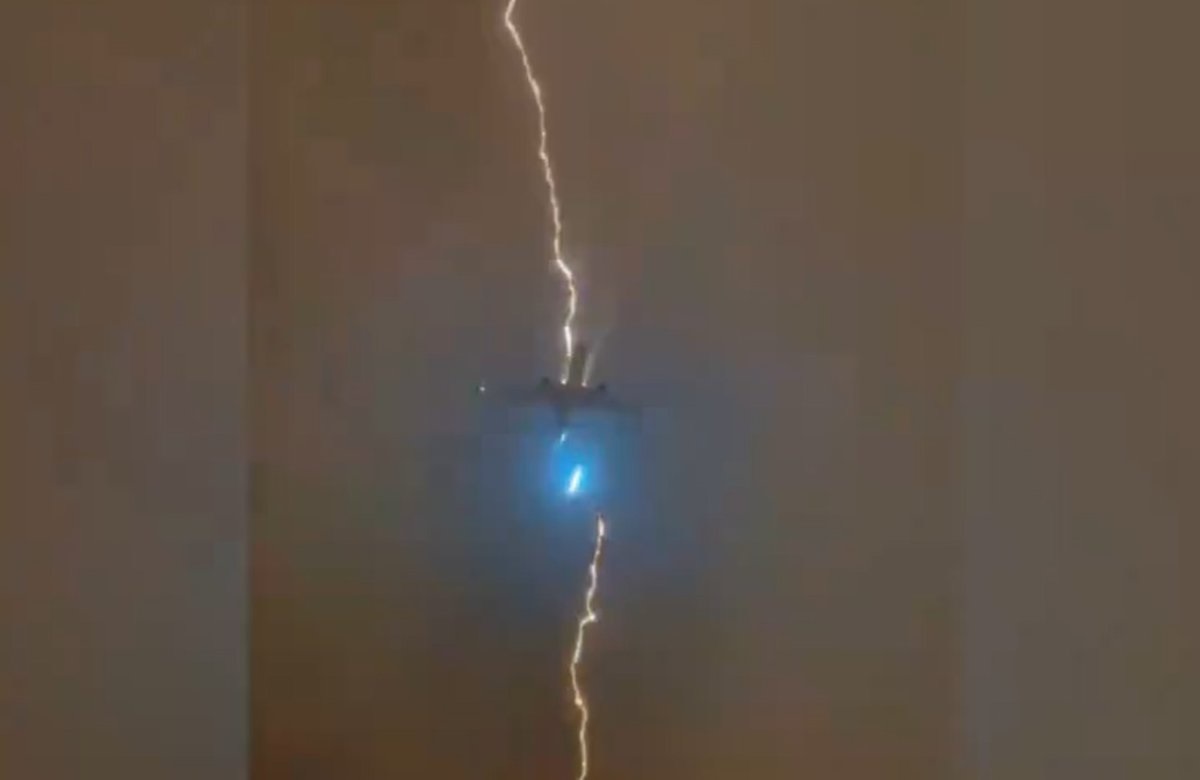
[3,1,1197,778]
[1,1,244,778]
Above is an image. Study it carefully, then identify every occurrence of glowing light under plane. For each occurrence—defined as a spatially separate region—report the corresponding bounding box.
[503,0,579,382]
[566,465,585,496]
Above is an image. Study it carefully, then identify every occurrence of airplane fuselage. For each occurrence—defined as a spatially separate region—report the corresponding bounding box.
[540,344,607,431]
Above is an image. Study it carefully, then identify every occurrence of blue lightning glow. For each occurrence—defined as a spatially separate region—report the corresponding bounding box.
[566,465,585,496]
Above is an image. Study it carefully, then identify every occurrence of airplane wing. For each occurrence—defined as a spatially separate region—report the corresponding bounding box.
[586,392,642,421]
[477,381,555,407]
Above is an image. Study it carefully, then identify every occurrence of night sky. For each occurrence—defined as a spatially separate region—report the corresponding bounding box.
[2,1,1197,778]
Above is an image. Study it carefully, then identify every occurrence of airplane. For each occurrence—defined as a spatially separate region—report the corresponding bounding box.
[478,342,639,436]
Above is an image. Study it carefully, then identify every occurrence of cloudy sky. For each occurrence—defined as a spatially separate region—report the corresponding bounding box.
[2,1,1194,778]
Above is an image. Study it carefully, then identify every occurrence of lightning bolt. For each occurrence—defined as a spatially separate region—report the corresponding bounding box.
[570,513,606,780]
[503,0,579,382]
[503,6,605,778]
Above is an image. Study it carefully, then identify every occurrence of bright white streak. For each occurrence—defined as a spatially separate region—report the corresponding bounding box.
[567,465,585,496]
[503,0,579,381]
[570,513,606,780]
